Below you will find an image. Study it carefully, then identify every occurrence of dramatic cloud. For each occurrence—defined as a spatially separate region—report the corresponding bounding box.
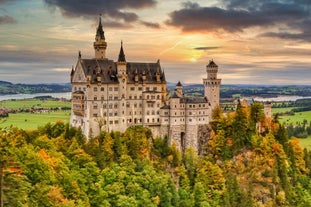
[166,1,311,41]
[0,15,17,24]
[44,0,157,27]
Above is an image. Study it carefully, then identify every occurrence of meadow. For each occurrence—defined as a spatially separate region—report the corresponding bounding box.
[273,108,311,150]
[0,98,71,109]
[0,111,70,130]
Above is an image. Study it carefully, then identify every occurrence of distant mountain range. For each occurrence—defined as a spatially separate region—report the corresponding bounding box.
[1,80,311,98]
[0,81,71,95]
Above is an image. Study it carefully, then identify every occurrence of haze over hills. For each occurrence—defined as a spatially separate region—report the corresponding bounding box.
[1,80,311,98]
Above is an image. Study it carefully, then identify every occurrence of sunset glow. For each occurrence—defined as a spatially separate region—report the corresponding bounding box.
[0,0,310,85]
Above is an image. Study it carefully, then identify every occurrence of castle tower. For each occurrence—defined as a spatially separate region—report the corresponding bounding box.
[117,41,128,131]
[93,16,107,59]
[175,81,183,97]
[203,60,221,110]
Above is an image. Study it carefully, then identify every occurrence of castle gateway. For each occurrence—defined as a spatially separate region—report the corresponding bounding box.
[70,17,221,153]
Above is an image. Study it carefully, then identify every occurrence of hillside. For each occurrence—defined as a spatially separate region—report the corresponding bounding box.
[0,80,71,95]
[1,103,311,206]
[166,83,311,98]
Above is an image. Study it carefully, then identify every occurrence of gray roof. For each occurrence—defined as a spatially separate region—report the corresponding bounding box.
[77,58,166,84]
[207,60,218,67]
[180,96,209,104]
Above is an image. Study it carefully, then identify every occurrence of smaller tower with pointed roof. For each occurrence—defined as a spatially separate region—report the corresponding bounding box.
[93,15,107,59]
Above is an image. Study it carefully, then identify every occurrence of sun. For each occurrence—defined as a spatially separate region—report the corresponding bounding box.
[190,58,197,63]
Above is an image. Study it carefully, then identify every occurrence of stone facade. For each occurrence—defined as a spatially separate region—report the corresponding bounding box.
[70,17,221,153]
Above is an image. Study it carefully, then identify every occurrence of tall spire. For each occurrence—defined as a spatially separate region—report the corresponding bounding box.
[118,41,126,62]
[94,14,107,59]
[96,14,105,40]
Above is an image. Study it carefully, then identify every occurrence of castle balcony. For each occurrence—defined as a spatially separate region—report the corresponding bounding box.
[73,109,84,116]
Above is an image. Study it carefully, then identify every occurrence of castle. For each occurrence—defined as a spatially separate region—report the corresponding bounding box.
[70,17,221,152]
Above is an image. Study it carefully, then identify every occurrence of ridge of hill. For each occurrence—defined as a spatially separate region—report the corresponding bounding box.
[0,81,71,95]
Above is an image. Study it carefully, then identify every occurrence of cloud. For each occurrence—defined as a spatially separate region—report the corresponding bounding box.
[194,47,219,51]
[43,0,157,27]
[140,21,160,29]
[0,15,17,24]
[166,1,311,42]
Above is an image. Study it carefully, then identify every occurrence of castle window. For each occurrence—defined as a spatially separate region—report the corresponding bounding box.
[93,105,98,109]
[157,118,159,122]
[93,113,98,117]
[139,103,142,107]
[134,103,137,108]
[114,96,118,100]
[147,119,149,123]
[103,104,107,108]
[103,112,107,116]
[146,87,150,91]
[152,118,154,122]
[109,104,113,109]
[157,95,160,99]
[153,87,157,91]
[130,87,135,91]
[115,120,118,124]
[126,103,130,107]
[189,105,192,108]
[94,87,97,91]
[94,96,97,100]
[101,96,104,100]
[109,87,112,91]
[114,87,118,91]
[147,111,150,115]
[109,96,112,100]
[101,87,104,91]
[189,119,192,122]
[152,111,155,115]
[114,104,118,108]
[114,112,118,116]
[139,95,142,99]
[189,112,192,115]
[109,121,113,124]
[147,95,149,99]
[151,95,155,99]
[109,113,113,116]
[203,104,205,107]
[138,87,142,91]
[157,111,159,115]
[134,95,137,99]
[129,96,132,99]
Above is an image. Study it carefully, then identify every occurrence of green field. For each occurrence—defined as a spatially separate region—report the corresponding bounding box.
[0,98,71,110]
[0,111,70,130]
[277,111,311,125]
[272,107,295,114]
[299,136,311,150]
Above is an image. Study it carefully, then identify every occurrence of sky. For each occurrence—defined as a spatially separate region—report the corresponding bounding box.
[0,0,311,85]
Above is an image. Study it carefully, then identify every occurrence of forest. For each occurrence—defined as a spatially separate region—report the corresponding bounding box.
[1,101,311,206]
